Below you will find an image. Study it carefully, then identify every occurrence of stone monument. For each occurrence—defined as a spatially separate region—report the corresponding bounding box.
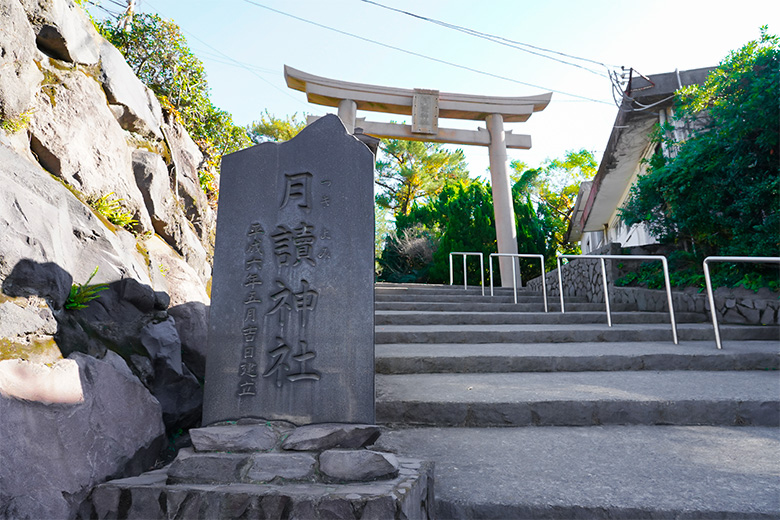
[203,114,375,426]
[79,115,434,519]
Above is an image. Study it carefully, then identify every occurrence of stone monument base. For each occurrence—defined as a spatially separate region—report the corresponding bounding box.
[78,422,435,519]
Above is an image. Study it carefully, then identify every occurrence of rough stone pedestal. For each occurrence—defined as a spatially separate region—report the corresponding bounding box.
[79,422,435,519]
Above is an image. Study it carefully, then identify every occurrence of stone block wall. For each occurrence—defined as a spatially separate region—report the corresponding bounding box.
[526,243,779,325]
[526,243,621,303]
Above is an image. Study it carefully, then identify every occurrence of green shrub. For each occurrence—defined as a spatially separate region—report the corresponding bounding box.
[89,192,138,230]
[65,267,109,310]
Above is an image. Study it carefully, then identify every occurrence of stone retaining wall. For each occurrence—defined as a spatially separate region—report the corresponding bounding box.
[526,244,779,325]
[527,243,621,303]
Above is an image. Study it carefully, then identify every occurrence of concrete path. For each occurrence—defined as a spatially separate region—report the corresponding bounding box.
[373,283,780,518]
[375,425,780,519]
[376,340,780,373]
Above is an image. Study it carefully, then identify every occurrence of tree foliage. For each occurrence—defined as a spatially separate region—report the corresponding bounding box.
[375,139,469,216]
[97,13,251,196]
[378,177,559,285]
[377,149,598,284]
[247,111,306,143]
[387,180,496,284]
[511,148,597,255]
[619,28,779,258]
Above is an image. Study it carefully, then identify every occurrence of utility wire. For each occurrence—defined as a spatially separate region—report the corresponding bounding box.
[360,0,617,77]
[143,0,324,115]
[360,0,676,113]
[241,0,613,105]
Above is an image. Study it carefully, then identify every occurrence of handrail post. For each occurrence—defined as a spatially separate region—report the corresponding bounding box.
[660,257,679,345]
[479,254,485,296]
[539,255,548,313]
[449,252,486,294]
[511,258,517,304]
[702,256,780,349]
[489,256,494,297]
[599,257,612,327]
[557,256,565,313]
[703,258,722,349]
[462,254,467,290]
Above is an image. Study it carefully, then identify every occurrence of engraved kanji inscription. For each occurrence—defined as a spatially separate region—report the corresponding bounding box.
[280,172,313,211]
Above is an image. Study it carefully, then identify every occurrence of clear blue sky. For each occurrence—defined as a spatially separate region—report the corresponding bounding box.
[92,0,776,178]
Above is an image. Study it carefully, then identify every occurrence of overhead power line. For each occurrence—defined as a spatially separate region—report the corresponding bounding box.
[360,0,674,113]
[142,0,324,114]
[240,0,613,105]
[360,0,619,77]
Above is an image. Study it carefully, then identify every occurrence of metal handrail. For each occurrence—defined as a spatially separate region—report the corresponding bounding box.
[557,254,678,344]
[703,256,780,350]
[449,252,485,295]
[489,253,548,312]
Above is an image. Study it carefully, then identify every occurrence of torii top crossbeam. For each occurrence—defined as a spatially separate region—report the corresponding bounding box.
[285,65,551,121]
[284,65,552,288]
[284,66,551,149]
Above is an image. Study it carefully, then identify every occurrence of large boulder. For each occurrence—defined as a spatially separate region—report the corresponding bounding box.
[147,235,210,379]
[54,277,203,433]
[0,352,165,519]
[27,58,154,234]
[0,0,43,121]
[0,141,151,287]
[99,41,164,140]
[161,112,215,248]
[132,150,210,282]
[19,0,100,65]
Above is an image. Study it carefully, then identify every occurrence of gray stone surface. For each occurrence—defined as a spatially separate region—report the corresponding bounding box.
[320,449,400,482]
[376,340,780,373]
[166,449,248,484]
[377,425,780,519]
[53,277,203,432]
[376,370,780,427]
[191,424,280,452]
[203,114,375,426]
[377,370,779,424]
[282,423,381,451]
[80,458,434,519]
[376,309,706,325]
[132,148,210,280]
[375,322,780,344]
[132,149,175,226]
[0,295,57,338]
[0,352,165,519]
[160,111,214,248]
[246,452,317,482]
[168,300,209,379]
[0,142,151,286]
[99,40,163,139]
[0,0,43,121]
[20,0,100,65]
[28,58,154,233]
[1,258,72,309]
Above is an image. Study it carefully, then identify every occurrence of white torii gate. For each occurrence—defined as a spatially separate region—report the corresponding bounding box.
[284,65,551,287]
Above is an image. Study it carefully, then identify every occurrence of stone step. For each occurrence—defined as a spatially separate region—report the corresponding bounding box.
[374,301,635,312]
[375,283,519,296]
[374,292,579,304]
[375,310,706,326]
[374,425,780,519]
[374,322,780,344]
[376,340,780,374]
[375,371,780,427]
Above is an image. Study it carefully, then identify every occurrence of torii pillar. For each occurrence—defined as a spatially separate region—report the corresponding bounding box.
[284,66,551,287]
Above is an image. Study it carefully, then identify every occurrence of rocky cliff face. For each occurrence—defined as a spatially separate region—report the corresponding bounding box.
[0,0,217,517]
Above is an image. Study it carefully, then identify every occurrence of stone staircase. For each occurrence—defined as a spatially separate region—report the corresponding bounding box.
[373,282,780,519]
